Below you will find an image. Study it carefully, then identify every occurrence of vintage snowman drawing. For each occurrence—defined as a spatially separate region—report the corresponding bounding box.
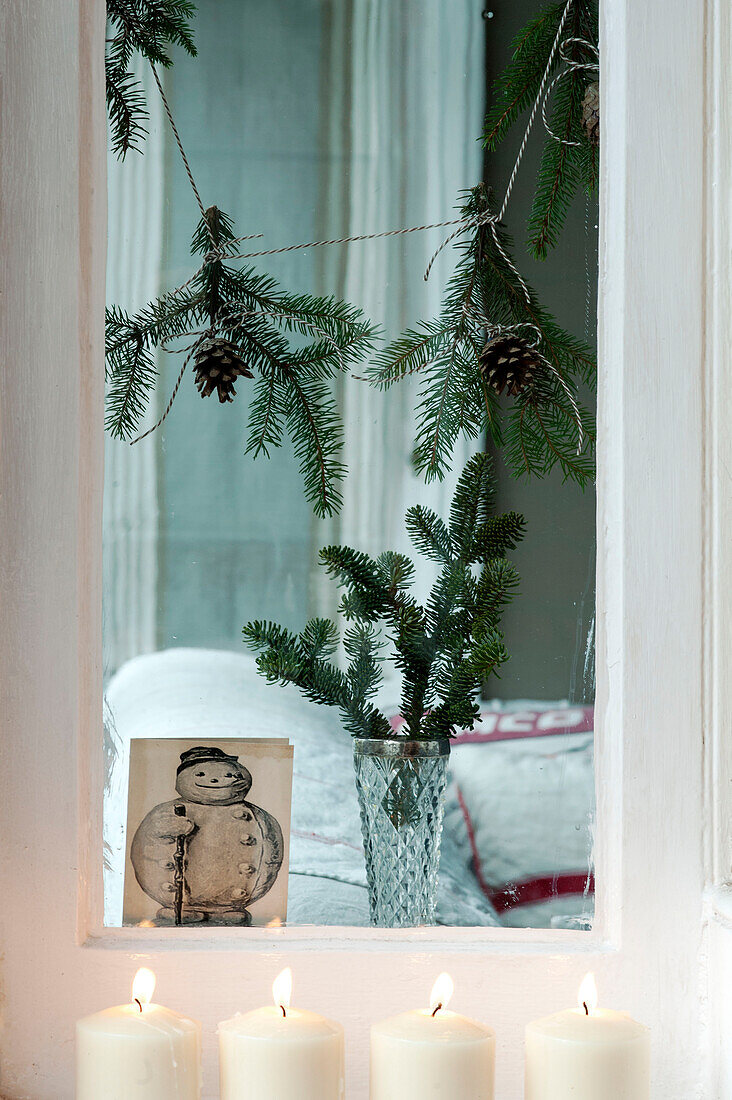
[131,745,284,925]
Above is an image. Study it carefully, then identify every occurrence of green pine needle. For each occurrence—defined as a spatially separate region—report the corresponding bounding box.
[483,0,599,260]
[369,187,596,487]
[106,0,198,159]
[105,207,376,517]
[483,2,567,152]
[244,451,524,740]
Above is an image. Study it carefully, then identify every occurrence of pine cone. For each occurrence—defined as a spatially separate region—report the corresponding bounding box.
[193,337,253,403]
[479,335,542,397]
[581,82,600,146]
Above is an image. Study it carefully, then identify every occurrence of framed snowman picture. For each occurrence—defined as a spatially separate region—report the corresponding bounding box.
[123,738,293,928]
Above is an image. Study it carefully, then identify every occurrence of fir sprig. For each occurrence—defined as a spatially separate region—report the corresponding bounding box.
[244,452,524,740]
[105,206,377,516]
[106,0,198,158]
[369,186,595,486]
[245,619,391,738]
[483,0,599,259]
[483,2,568,150]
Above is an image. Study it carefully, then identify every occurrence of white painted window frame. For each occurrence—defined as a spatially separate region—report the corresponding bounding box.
[0,0,729,1097]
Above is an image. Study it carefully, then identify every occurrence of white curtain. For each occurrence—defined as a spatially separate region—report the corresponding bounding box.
[103,63,165,678]
[314,0,485,610]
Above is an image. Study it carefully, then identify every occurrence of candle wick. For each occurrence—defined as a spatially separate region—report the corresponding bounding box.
[134,999,143,1013]
[431,1003,442,1018]
[280,1005,287,1018]
[583,1001,589,1016]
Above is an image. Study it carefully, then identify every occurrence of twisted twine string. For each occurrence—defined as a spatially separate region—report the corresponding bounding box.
[216,216,489,263]
[423,0,574,281]
[150,69,268,251]
[489,221,533,309]
[131,335,207,444]
[131,304,355,443]
[541,38,599,147]
[497,1,575,222]
[150,66,214,244]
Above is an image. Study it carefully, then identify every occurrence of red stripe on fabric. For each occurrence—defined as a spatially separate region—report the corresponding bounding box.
[389,708,594,743]
[291,829,363,853]
[454,789,594,911]
[487,872,595,913]
[453,707,594,745]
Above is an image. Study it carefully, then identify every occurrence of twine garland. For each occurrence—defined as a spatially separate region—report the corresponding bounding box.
[423,0,573,281]
[148,0,575,285]
[540,38,599,147]
[131,0,586,450]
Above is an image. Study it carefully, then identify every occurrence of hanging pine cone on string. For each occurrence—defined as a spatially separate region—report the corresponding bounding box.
[479,334,543,397]
[581,82,600,146]
[193,336,253,403]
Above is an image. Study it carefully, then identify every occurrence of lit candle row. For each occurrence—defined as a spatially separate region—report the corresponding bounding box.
[76,968,650,1099]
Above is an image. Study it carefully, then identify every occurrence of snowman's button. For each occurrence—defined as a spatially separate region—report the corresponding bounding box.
[239,834,257,846]
[231,808,252,821]
[238,863,255,875]
[160,859,175,870]
[231,887,247,900]
[162,882,176,893]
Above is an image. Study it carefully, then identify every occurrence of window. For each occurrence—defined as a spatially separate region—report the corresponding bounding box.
[103,0,598,933]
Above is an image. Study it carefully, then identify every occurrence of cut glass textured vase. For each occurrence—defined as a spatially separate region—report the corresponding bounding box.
[353,738,450,928]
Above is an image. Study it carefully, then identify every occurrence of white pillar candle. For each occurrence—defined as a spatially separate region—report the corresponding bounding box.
[525,974,650,1100]
[218,968,345,1100]
[370,974,495,1100]
[76,968,201,1100]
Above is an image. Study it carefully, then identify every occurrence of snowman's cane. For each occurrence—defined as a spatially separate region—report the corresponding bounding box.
[173,804,188,926]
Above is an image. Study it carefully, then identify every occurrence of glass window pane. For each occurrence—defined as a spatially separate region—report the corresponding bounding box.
[104,0,597,931]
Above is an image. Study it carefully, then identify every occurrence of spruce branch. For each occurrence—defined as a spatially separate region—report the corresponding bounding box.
[527,53,584,258]
[106,0,197,158]
[369,186,596,486]
[104,321,158,439]
[244,452,523,740]
[483,0,599,260]
[105,206,375,516]
[106,69,150,157]
[404,507,453,565]
[483,2,568,151]
[243,619,390,738]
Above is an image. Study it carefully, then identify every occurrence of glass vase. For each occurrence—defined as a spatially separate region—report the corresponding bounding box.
[353,737,450,928]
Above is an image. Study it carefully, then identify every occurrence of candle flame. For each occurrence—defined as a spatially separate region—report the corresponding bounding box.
[132,968,156,1010]
[578,972,598,1015]
[429,973,454,1015]
[272,967,293,1014]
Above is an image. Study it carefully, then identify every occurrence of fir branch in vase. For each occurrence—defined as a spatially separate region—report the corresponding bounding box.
[243,452,524,741]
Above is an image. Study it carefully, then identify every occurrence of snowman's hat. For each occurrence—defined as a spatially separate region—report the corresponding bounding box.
[177,745,242,775]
